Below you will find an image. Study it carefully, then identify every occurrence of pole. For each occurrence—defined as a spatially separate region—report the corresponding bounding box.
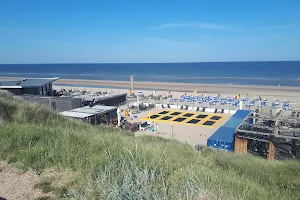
[156,123,158,135]
[137,94,139,110]
[171,125,174,137]
[48,99,51,110]
[117,107,121,127]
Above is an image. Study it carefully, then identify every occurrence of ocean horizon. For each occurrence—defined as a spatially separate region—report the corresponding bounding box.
[0,61,300,87]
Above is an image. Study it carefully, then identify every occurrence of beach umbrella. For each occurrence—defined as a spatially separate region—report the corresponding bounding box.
[210,101,216,105]
[261,101,268,106]
[117,107,121,127]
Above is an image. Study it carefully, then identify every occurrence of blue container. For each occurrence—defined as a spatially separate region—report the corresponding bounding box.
[207,126,235,151]
[207,110,251,151]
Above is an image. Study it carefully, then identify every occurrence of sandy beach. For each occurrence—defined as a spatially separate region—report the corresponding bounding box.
[54,78,300,96]
[1,76,300,105]
[1,76,300,104]
[50,78,300,105]
[2,77,300,95]
[2,77,300,146]
[51,78,300,147]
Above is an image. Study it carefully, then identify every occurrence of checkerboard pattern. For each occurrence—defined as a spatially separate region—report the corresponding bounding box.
[142,110,226,128]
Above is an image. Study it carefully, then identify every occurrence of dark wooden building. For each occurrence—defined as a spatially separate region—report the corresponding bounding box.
[0,77,59,96]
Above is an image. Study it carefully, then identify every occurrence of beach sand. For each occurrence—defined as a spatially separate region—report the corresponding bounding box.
[50,79,300,146]
[50,78,300,106]
[1,77,300,100]
[2,77,300,146]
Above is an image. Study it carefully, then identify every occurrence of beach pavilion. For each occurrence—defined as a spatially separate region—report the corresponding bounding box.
[0,77,59,96]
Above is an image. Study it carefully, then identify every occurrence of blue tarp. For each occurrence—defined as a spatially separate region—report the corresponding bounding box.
[207,110,251,151]
[232,110,251,119]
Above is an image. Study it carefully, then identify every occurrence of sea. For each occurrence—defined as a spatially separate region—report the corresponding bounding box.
[0,61,300,87]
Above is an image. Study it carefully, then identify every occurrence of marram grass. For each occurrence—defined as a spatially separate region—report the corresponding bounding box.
[0,91,300,200]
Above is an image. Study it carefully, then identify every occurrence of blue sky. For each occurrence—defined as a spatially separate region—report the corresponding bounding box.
[0,0,300,63]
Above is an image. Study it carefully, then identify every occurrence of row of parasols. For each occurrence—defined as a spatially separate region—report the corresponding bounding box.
[168,95,292,109]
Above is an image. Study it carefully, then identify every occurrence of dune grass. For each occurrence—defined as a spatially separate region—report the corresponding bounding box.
[0,91,300,200]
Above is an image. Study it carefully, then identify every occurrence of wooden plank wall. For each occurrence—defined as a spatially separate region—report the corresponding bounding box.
[268,141,275,160]
[235,137,276,160]
[234,137,248,153]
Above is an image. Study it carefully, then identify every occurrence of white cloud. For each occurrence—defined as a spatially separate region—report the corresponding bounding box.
[151,22,296,32]
[151,22,232,30]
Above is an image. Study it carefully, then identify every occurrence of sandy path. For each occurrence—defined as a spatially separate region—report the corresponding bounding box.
[0,162,51,200]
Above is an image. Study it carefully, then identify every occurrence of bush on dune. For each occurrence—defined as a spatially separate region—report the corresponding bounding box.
[0,90,299,200]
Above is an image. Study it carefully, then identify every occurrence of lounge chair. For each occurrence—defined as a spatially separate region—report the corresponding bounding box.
[221,109,224,113]
[202,107,206,112]
[167,104,170,108]
[214,109,217,113]
[139,122,151,131]
[180,105,183,110]
[196,107,199,111]
[185,106,188,110]
[162,105,165,108]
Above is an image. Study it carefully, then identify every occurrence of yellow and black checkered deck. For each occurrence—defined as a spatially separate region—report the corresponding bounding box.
[142,110,226,128]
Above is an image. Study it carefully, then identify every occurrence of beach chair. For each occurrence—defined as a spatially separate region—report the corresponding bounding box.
[221,109,224,113]
[180,105,183,110]
[167,104,170,108]
[196,107,199,111]
[202,107,206,112]
[162,105,165,108]
[214,109,217,113]
[185,106,188,110]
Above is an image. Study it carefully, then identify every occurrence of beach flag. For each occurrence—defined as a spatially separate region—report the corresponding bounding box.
[194,87,197,94]
[153,90,156,95]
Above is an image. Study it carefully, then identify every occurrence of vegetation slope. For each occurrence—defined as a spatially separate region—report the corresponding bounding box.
[0,91,300,200]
